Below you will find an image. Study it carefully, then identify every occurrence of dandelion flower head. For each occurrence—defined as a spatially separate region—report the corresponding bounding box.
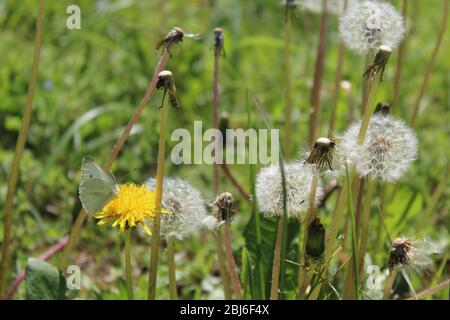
[95,183,164,235]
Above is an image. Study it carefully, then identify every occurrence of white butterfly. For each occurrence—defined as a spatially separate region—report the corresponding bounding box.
[78,157,118,215]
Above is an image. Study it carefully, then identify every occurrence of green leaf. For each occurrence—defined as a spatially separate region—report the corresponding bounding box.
[25,258,67,300]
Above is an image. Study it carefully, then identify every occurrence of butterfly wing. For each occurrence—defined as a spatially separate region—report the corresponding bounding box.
[79,157,117,215]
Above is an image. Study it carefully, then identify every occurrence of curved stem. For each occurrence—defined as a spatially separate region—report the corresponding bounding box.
[0,0,45,296]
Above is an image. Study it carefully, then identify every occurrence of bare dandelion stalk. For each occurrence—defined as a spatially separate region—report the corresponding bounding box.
[59,47,170,271]
[148,70,174,300]
[308,0,328,146]
[0,0,45,296]
[167,238,178,299]
[215,230,232,299]
[223,224,243,299]
[383,269,397,299]
[211,28,233,300]
[391,0,408,115]
[124,229,133,300]
[410,0,449,127]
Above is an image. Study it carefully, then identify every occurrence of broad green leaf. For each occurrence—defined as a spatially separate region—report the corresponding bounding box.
[25,258,67,300]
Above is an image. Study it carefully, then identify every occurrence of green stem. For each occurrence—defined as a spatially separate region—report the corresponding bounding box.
[270,217,284,300]
[297,173,318,299]
[284,8,293,155]
[125,229,133,300]
[345,166,359,300]
[0,0,45,296]
[167,238,178,299]
[356,180,375,284]
[147,81,170,300]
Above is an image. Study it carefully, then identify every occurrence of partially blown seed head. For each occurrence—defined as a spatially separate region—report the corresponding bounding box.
[212,192,236,224]
[339,114,418,182]
[388,237,443,273]
[146,177,217,240]
[339,0,405,54]
[256,162,323,219]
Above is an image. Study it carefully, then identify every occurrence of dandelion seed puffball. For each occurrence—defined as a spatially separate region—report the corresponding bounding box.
[301,0,354,15]
[339,0,405,53]
[256,162,323,219]
[146,177,217,240]
[339,114,418,182]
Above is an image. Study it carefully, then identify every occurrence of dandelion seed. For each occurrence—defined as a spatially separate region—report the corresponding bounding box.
[146,177,217,240]
[256,162,323,219]
[338,113,418,182]
[94,183,167,235]
[339,1,405,54]
[306,216,326,258]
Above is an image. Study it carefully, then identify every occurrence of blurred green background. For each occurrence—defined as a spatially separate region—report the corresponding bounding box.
[0,0,448,299]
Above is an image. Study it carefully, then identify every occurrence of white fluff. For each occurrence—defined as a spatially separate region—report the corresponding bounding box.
[338,114,418,182]
[256,162,323,219]
[339,0,405,53]
[146,177,218,240]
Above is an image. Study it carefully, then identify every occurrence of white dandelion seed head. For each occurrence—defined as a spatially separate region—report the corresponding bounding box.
[338,114,418,182]
[301,0,355,15]
[256,162,323,219]
[339,0,405,54]
[146,177,217,240]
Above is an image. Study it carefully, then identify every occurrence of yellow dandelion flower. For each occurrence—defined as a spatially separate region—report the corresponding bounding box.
[94,183,169,235]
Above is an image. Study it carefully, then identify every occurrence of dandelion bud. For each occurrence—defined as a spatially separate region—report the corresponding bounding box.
[339,113,418,182]
[212,192,236,223]
[156,26,184,55]
[339,1,405,54]
[213,27,225,57]
[306,216,326,258]
[256,162,323,219]
[306,137,336,171]
[146,177,216,240]
[374,102,391,115]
